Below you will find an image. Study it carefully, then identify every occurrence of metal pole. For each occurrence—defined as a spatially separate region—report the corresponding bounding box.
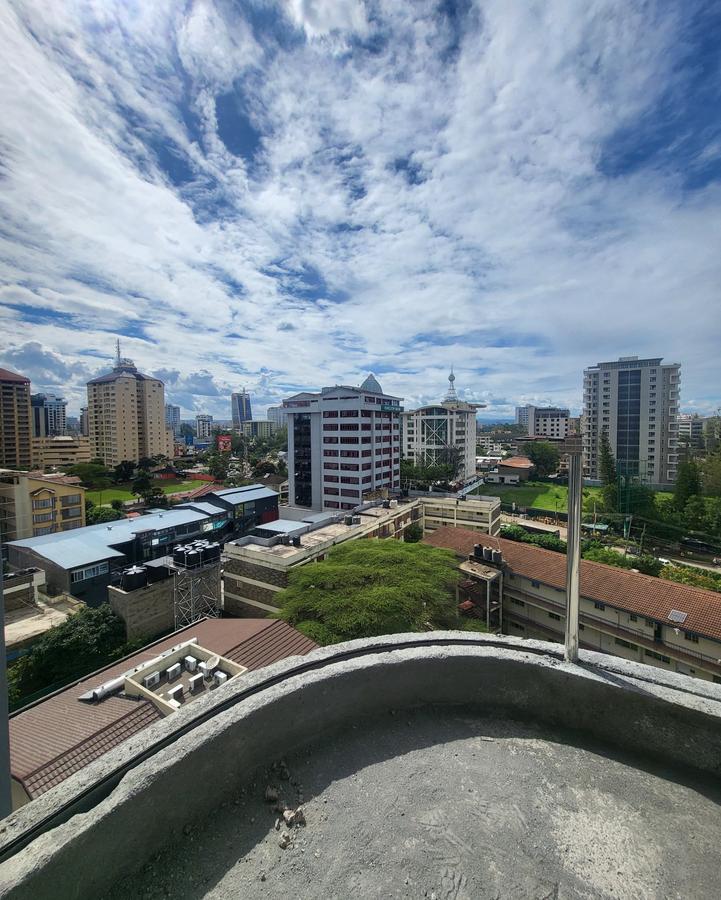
[564,451,582,663]
[0,535,13,817]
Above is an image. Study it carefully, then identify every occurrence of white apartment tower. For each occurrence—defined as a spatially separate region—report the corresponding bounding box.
[582,356,680,485]
[516,405,570,439]
[86,345,167,466]
[284,374,402,511]
[402,371,483,482]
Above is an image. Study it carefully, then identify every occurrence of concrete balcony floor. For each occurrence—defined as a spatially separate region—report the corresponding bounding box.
[106,707,721,900]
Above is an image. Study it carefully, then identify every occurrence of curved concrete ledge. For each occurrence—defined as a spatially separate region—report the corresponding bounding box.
[2,634,721,898]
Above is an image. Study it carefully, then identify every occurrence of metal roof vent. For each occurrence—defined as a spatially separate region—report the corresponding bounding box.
[667,609,688,624]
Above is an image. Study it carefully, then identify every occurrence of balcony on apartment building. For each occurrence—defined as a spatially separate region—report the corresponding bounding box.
[1,633,720,899]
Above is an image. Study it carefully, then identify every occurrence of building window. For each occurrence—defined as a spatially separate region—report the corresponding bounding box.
[644,618,655,627]
[531,580,541,588]
[629,614,638,622]
[594,602,605,611]
[71,562,110,583]
[511,598,524,607]
[684,633,699,644]
[32,498,54,510]
[644,649,671,664]
[33,512,54,524]
[548,612,561,621]
[615,638,638,650]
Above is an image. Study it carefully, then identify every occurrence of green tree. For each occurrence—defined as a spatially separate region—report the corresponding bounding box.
[277,541,459,644]
[702,453,721,498]
[206,451,230,481]
[113,461,135,483]
[7,606,139,709]
[683,495,708,532]
[137,457,155,471]
[110,498,124,511]
[87,506,124,525]
[132,472,152,496]
[674,459,701,511]
[67,462,112,489]
[598,432,617,486]
[403,522,423,543]
[526,442,560,478]
[253,460,277,477]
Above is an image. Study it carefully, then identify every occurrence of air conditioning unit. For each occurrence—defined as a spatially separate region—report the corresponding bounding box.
[143,671,161,689]
[167,684,184,703]
[199,661,210,678]
[189,673,204,693]
[166,662,181,682]
[184,655,197,672]
[214,671,228,686]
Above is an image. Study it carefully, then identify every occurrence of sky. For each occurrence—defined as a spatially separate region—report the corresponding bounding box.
[1,0,720,421]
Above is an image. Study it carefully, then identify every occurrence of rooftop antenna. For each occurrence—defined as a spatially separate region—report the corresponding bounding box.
[444,365,458,402]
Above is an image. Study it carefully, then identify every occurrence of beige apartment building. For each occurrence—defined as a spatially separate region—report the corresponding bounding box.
[0,469,85,542]
[427,527,721,685]
[222,494,501,617]
[87,355,167,466]
[32,435,92,470]
[0,367,32,471]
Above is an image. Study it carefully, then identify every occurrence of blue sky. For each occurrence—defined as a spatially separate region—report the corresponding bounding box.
[0,0,720,420]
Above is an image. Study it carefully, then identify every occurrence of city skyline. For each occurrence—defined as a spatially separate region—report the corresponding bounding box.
[1,3,720,421]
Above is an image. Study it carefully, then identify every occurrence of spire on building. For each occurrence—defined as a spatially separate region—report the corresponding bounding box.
[444,366,458,402]
[116,338,121,367]
[359,373,383,393]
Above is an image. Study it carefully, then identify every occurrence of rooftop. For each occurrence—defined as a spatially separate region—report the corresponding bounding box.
[498,456,533,468]
[9,618,317,801]
[424,526,721,642]
[0,368,30,384]
[3,634,720,898]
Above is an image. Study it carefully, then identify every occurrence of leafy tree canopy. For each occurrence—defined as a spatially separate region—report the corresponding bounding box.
[86,506,124,525]
[674,459,701,511]
[278,540,460,644]
[403,522,424,543]
[526,442,560,478]
[67,462,112,489]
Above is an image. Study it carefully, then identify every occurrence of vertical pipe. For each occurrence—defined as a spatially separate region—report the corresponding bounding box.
[564,452,582,663]
[0,537,12,817]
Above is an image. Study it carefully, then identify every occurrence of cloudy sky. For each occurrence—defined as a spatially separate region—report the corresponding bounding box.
[1,1,720,421]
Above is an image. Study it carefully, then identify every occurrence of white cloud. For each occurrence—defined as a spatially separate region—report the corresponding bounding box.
[0,0,719,422]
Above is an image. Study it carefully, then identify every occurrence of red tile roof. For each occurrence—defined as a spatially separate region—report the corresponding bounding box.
[424,526,721,643]
[10,619,317,799]
[499,457,533,468]
[0,367,30,384]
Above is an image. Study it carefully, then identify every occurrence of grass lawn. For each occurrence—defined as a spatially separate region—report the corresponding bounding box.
[473,480,673,512]
[87,480,208,505]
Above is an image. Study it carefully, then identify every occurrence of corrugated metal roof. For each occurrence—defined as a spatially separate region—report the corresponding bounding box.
[424,527,721,642]
[10,619,318,799]
[213,486,278,504]
[9,508,210,570]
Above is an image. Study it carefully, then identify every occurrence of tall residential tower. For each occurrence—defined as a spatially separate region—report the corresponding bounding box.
[0,367,32,470]
[231,390,252,429]
[582,356,680,485]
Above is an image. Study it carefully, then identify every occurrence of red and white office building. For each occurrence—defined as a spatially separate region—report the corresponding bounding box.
[284,375,402,511]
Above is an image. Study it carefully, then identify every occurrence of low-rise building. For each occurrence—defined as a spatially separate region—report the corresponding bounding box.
[425,526,721,684]
[515,405,569,439]
[484,456,534,484]
[0,469,85,544]
[222,494,500,617]
[8,617,317,808]
[6,484,279,604]
[32,435,92,470]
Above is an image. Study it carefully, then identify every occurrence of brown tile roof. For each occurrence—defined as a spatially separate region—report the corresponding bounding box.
[499,457,533,468]
[0,367,30,384]
[424,526,721,643]
[10,619,317,799]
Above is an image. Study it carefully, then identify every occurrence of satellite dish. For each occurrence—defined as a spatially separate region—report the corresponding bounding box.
[205,655,220,671]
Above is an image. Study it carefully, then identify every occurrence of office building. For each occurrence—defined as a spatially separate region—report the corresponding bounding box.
[32,435,92,470]
[0,469,85,543]
[31,394,67,438]
[86,348,167,467]
[241,420,276,439]
[284,374,402,511]
[165,404,181,436]
[266,405,288,428]
[0,367,32,470]
[427,526,721,685]
[515,405,569,439]
[402,371,483,481]
[582,356,680,485]
[195,414,213,439]
[231,390,252,429]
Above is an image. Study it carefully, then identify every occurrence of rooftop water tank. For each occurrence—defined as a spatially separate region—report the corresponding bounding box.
[121,566,147,592]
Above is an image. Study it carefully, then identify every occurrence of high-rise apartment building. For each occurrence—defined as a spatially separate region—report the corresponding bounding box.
[165,404,181,436]
[231,390,252,429]
[79,406,89,437]
[31,393,67,438]
[402,371,483,482]
[241,420,277,439]
[677,414,705,450]
[86,351,167,466]
[516,405,569,439]
[582,356,680,485]
[284,374,402,511]
[266,405,288,428]
[0,367,32,470]
[195,414,213,439]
